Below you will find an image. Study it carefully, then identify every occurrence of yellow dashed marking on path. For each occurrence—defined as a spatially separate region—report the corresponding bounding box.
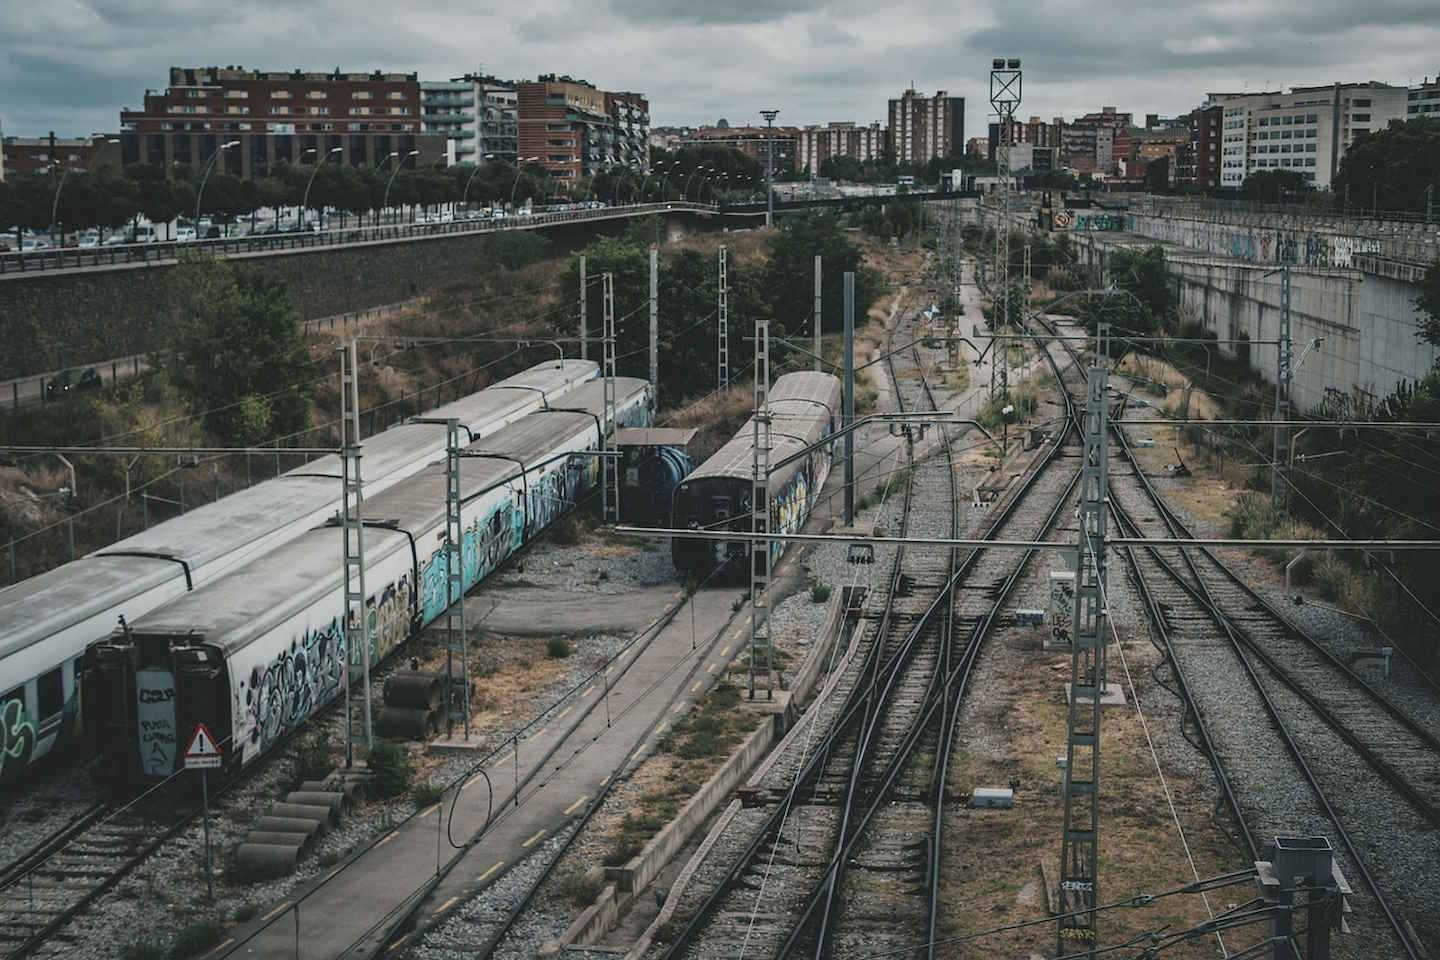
[582,685,596,698]
[478,860,505,882]
[420,804,440,818]
[599,774,611,786]
[533,727,547,739]
[654,722,666,735]
[606,665,615,675]
[432,897,459,918]
[556,706,572,721]
[564,795,589,815]
[690,681,702,693]
[377,831,397,847]
[732,627,744,640]
[387,934,411,953]
[522,830,546,848]
[673,702,687,714]
[705,662,717,674]
[204,939,234,958]
[721,645,731,656]
[261,903,290,923]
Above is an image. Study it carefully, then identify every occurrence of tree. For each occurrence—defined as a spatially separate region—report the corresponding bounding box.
[1238,169,1308,204]
[161,252,313,443]
[818,156,865,182]
[1419,260,1440,352]
[765,213,883,338]
[1332,116,1440,213]
[1142,156,1171,193]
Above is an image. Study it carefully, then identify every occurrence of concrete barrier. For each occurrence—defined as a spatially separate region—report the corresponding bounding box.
[254,816,326,840]
[272,801,340,827]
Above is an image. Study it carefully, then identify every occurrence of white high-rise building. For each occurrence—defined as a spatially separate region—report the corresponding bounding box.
[1209,82,1408,190]
[421,75,517,166]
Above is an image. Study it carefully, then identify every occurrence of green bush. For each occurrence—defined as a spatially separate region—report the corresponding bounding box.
[366,741,415,799]
[168,920,222,959]
[1227,492,1279,540]
[233,904,257,923]
[294,728,334,783]
[411,780,444,807]
[557,867,603,908]
[811,583,833,604]
[547,636,572,659]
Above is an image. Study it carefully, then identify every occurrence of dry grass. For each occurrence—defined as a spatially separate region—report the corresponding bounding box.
[1117,353,1223,421]
[659,385,753,462]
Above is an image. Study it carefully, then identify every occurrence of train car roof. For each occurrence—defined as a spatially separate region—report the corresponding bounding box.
[123,378,650,654]
[91,360,597,572]
[0,555,179,664]
[685,372,841,484]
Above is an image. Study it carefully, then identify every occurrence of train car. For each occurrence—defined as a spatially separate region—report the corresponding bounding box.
[0,360,597,785]
[670,372,841,578]
[83,377,651,784]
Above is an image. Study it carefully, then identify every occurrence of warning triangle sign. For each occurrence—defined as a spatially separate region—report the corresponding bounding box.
[184,722,222,760]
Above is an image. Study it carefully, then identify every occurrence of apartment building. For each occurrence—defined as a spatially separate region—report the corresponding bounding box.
[515,76,649,181]
[118,66,446,179]
[682,126,798,174]
[1058,107,1131,173]
[888,88,964,164]
[1,132,121,178]
[421,75,517,166]
[1408,76,1440,118]
[1212,82,1408,189]
[795,121,886,176]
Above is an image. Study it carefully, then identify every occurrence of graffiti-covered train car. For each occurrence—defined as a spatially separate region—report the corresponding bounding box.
[0,360,598,788]
[671,372,841,578]
[82,377,651,784]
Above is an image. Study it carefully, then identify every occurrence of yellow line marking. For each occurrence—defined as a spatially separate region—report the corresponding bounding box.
[556,706,572,721]
[260,902,290,923]
[721,644,731,656]
[432,896,459,917]
[673,702,687,714]
[533,727,547,739]
[705,662,716,673]
[420,804,440,818]
[690,681,702,693]
[386,934,411,953]
[732,627,744,640]
[654,722,666,735]
[564,795,589,815]
[605,665,614,675]
[204,939,235,958]
[479,860,506,882]
[582,685,596,698]
[599,774,611,786]
[522,829,546,848]
[377,831,397,847]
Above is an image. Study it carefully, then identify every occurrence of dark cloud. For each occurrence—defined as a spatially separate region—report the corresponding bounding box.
[2,0,1437,141]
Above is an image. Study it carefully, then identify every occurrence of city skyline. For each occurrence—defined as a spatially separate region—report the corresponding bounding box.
[3,0,1439,139]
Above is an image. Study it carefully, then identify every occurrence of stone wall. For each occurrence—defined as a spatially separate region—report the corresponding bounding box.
[0,211,724,380]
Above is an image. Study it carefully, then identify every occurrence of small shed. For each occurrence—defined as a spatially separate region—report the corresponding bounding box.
[616,428,698,527]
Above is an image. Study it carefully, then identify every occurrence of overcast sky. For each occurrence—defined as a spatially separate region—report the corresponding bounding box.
[3,0,1439,140]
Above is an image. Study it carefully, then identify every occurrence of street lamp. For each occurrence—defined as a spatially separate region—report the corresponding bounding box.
[684,164,709,202]
[509,156,540,211]
[462,153,496,217]
[640,160,670,205]
[47,137,118,247]
[613,160,640,206]
[382,149,420,225]
[760,109,779,226]
[195,139,241,237]
[301,146,343,232]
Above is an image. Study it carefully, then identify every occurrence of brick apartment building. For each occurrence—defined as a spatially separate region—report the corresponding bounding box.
[888,88,964,164]
[515,76,648,182]
[118,66,447,179]
[1,132,121,178]
[796,121,886,176]
[681,125,798,174]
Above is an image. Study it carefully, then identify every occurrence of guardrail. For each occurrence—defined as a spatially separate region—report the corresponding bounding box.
[0,202,721,277]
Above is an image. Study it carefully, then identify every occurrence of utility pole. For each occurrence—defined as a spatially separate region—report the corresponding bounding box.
[442,418,469,740]
[813,255,823,372]
[1427,183,1434,224]
[650,243,659,402]
[1057,323,1109,958]
[760,109,779,227]
[989,57,1022,403]
[748,316,773,701]
[579,254,588,361]
[718,245,729,389]
[602,273,620,522]
[1272,264,1293,515]
[843,272,856,525]
[339,340,371,767]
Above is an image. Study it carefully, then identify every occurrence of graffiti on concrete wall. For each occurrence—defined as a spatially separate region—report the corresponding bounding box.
[1134,215,1381,268]
[1071,213,1127,232]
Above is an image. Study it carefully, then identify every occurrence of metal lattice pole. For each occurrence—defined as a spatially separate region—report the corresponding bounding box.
[813,254,822,372]
[579,254,588,361]
[718,245,730,389]
[1271,264,1292,515]
[649,243,659,404]
[443,418,469,740]
[339,340,371,766]
[602,273,621,522]
[1057,325,1109,957]
[990,57,1022,402]
[749,316,772,701]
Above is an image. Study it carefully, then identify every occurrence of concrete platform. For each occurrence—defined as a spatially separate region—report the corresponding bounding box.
[1064,682,1127,708]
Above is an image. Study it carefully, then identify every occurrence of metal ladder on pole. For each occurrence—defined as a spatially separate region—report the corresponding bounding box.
[1271,265,1292,515]
[340,340,371,768]
[1057,324,1110,956]
[602,272,621,523]
[718,246,730,390]
[748,317,772,701]
[443,418,469,739]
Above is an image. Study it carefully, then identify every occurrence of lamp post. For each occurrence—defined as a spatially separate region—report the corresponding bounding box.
[760,109,779,226]
[382,149,419,225]
[639,160,667,205]
[195,140,240,238]
[48,137,117,247]
[684,165,709,202]
[462,153,496,218]
[613,160,640,206]
[301,146,343,232]
[509,156,539,212]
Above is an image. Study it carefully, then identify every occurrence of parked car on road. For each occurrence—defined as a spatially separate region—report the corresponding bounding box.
[45,367,103,400]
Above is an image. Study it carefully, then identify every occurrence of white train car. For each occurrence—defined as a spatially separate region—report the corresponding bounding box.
[84,378,651,783]
[0,360,597,785]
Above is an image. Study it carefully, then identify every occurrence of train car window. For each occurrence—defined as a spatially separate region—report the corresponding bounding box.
[37,668,64,719]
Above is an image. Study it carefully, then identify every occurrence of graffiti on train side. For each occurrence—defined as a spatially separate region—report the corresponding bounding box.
[237,616,347,753]
[420,500,518,622]
[0,696,37,781]
[771,457,819,563]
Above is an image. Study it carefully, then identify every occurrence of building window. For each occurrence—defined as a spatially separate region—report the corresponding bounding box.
[1352,113,1370,121]
[355,91,373,100]
[307,90,327,99]
[387,90,406,100]
[312,106,329,115]
[226,106,248,115]
[270,106,290,115]
[1353,98,1371,107]
[391,107,409,116]
[272,90,292,99]
[226,90,249,99]
[354,107,371,116]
